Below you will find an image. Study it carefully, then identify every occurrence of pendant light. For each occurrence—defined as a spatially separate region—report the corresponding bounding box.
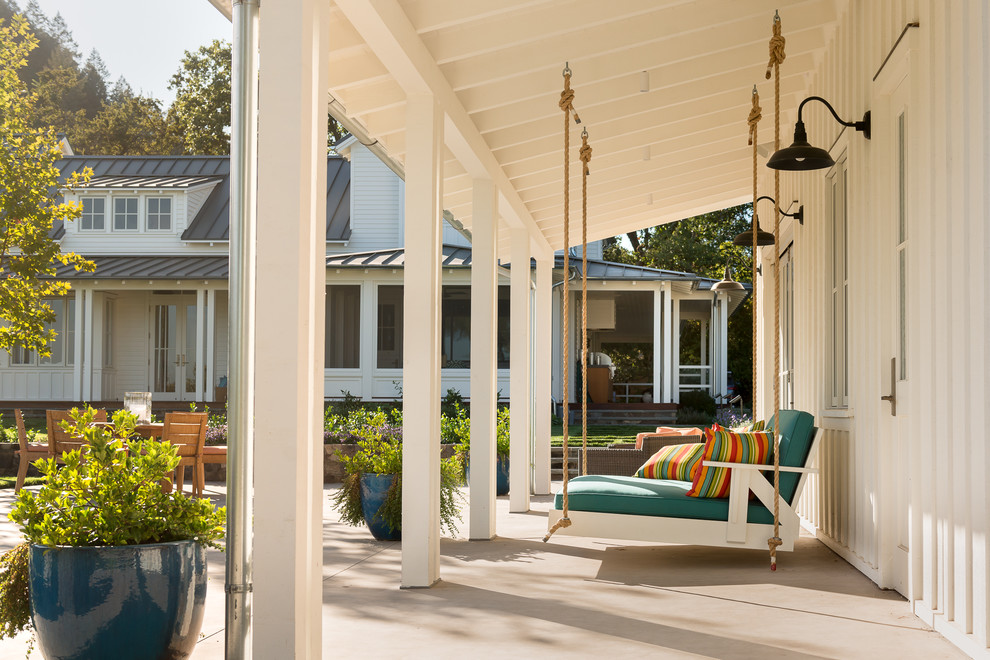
[711,265,746,293]
[767,96,870,171]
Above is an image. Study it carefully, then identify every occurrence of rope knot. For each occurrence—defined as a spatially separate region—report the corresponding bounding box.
[765,20,786,79]
[579,134,592,175]
[559,86,575,113]
[747,92,762,145]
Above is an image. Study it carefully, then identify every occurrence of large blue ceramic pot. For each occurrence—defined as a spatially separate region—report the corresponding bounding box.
[29,540,207,660]
[360,473,401,541]
[464,455,510,496]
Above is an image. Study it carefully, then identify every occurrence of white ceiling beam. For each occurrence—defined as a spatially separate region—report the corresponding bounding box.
[334,0,552,258]
[438,0,835,92]
[402,0,558,34]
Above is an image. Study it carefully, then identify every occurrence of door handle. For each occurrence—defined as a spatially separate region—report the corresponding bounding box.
[880,357,896,416]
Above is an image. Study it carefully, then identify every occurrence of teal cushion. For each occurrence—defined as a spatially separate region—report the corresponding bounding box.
[553,475,776,524]
[772,410,817,504]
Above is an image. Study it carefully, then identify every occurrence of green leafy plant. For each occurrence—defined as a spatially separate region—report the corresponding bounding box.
[677,390,717,421]
[0,407,226,639]
[452,405,511,459]
[330,413,463,536]
[0,542,30,639]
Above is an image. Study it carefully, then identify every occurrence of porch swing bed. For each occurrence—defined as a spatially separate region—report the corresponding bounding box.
[548,410,820,551]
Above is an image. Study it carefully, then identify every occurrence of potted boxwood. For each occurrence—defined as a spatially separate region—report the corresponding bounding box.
[453,405,511,496]
[330,412,464,541]
[0,407,226,659]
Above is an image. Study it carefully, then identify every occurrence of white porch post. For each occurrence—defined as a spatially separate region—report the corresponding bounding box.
[206,288,215,402]
[652,286,662,404]
[661,283,673,403]
[671,293,680,403]
[254,0,327,655]
[402,93,443,587]
[73,287,83,401]
[509,228,531,512]
[533,255,552,495]
[718,294,729,400]
[82,288,93,401]
[195,288,205,401]
[469,178,497,540]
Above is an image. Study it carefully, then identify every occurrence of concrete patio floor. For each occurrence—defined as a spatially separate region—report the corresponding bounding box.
[0,483,964,659]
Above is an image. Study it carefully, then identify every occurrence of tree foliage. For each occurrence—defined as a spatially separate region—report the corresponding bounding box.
[167,39,231,155]
[603,205,757,403]
[0,14,93,356]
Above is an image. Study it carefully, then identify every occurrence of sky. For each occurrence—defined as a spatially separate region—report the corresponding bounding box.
[25,0,231,105]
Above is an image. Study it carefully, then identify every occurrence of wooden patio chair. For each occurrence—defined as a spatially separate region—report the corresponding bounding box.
[162,412,208,497]
[14,410,48,491]
[46,409,107,461]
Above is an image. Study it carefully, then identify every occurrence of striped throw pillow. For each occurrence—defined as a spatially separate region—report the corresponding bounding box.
[635,443,704,481]
[686,426,774,498]
[747,419,766,432]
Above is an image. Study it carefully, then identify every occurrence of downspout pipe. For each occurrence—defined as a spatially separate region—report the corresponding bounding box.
[227,0,258,657]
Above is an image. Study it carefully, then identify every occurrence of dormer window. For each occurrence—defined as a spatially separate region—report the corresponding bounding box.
[113,197,139,231]
[146,197,172,230]
[80,197,106,230]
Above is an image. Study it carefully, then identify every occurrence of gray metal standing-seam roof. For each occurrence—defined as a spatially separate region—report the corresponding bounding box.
[55,155,350,242]
[327,245,473,268]
[50,255,229,280]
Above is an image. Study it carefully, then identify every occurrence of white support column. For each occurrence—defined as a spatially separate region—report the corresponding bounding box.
[661,283,673,403]
[652,287,662,404]
[82,289,93,402]
[195,288,205,402]
[254,0,327,656]
[533,255,552,495]
[206,289,216,402]
[73,287,83,401]
[360,281,376,398]
[401,93,443,587]
[718,294,729,401]
[469,178,497,540]
[671,293,681,404]
[509,228,531,513]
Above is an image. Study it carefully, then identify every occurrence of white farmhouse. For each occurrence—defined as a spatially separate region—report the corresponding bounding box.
[0,141,745,409]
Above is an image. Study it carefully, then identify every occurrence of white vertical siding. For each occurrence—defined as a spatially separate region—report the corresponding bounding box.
[342,144,404,252]
[763,1,990,654]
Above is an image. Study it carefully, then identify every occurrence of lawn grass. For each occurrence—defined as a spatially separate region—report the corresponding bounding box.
[0,476,45,489]
[550,424,656,447]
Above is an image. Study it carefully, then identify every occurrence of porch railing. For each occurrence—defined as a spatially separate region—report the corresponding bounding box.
[612,382,653,403]
[678,365,712,392]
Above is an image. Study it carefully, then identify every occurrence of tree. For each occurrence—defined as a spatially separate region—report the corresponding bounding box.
[74,83,173,155]
[166,39,231,155]
[0,15,94,357]
[603,205,756,404]
[166,38,349,155]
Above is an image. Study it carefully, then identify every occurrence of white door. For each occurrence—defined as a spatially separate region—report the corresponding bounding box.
[150,297,199,401]
[878,76,912,596]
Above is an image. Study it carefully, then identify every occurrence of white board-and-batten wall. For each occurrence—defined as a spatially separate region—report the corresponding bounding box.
[754,1,990,655]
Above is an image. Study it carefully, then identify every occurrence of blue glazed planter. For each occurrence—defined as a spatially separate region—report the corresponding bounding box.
[360,473,401,541]
[29,540,207,660]
[465,455,510,496]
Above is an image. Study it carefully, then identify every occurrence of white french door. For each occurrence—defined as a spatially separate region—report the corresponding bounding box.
[150,297,199,401]
[877,75,912,597]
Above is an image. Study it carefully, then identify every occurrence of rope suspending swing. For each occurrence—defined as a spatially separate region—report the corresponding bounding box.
[765,10,787,571]
[747,86,761,419]
[545,63,592,542]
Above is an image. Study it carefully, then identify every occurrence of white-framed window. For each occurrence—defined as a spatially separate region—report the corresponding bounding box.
[113,197,139,231]
[826,154,848,407]
[146,197,172,231]
[10,298,75,367]
[80,197,106,231]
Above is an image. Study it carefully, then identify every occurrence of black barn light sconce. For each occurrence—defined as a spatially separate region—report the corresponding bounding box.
[733,195,804,247]
[767,96,871,171]
[711,265,746,294]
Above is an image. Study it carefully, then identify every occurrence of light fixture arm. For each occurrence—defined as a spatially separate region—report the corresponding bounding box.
[795,96,871,140]
[755,195,804,224]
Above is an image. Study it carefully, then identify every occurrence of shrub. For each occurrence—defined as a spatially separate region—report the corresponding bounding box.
[678,390,717,417]
[676,407,714,425]
[8,407,226,548]
[453,404,510,459]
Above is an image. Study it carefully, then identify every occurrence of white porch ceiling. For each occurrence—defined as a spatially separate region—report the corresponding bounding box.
[211,0,839,251]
